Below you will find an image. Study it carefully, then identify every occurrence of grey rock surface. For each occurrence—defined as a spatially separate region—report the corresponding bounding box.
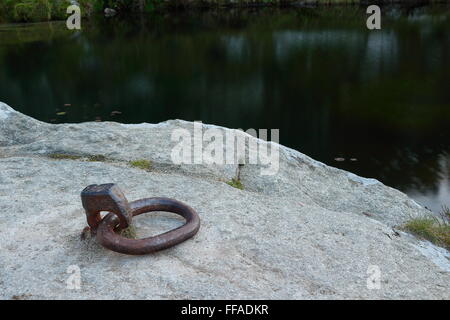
[0,102,449,299]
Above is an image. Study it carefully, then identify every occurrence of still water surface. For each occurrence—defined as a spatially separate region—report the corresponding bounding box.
[0,6,449,212]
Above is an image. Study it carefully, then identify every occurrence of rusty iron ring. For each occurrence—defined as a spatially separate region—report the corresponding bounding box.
[95,197,201,255]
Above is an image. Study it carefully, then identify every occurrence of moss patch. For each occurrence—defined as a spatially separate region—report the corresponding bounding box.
[47,153,82,160]
[129,159,152,171]
[118,224,137,239]
[47,153,109,162]
[226,178,243,190]
[87,154,108,162]
[403,213,450,250]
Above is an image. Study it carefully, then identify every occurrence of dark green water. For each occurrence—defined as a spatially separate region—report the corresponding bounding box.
[0,5,449,212]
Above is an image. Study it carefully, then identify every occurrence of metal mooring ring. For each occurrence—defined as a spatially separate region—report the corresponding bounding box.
[96,197,200,255]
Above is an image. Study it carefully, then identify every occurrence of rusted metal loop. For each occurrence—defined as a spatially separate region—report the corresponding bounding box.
[81,183,132,231]
[96,197,201,255]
